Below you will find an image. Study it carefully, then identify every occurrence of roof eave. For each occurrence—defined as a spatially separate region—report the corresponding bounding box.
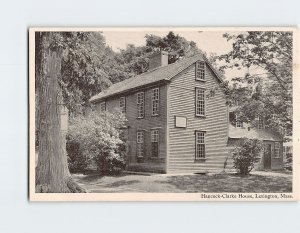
[202,56,224,83]
[90,79,171,104]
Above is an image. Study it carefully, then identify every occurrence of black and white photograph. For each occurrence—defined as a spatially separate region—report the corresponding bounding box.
[29,28,298,201]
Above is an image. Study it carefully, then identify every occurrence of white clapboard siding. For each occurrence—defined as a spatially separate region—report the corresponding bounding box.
[167,61,229,173]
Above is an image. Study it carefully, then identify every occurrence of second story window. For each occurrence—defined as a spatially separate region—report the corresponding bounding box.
[196,61,205,81]
[235,114,243,128]
[258,115,264,129]
[196,88,205,116]
[137,92,144,118]
[100,101,106,112]
[152,88,159,116]
[119,97,126,113]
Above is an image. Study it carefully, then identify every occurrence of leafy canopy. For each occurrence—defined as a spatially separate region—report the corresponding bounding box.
[219,31,293,137]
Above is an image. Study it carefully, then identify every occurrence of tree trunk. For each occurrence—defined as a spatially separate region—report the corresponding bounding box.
[35,32,85,193]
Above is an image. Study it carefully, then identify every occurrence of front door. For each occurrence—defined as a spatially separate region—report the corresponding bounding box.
[263,144,272,169]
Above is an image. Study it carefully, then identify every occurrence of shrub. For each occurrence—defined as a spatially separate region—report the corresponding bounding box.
[67,110,127,175]
[284,152,293,171]
[232,138,263,175]
[66,137,88,173]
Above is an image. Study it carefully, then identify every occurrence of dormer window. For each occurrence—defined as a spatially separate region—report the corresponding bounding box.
[196,61,205,81]
[258,115,264,129]
[235,114,243,128]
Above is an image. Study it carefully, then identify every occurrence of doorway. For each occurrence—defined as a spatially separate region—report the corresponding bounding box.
[263,144,272,169]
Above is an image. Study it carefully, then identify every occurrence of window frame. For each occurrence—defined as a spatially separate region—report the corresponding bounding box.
[274,142,280,158]
[100,101,106,112]
[151,88,159,116]
[235,114,243,128]
[195,131,206,160]
[151,129,159,157]
[195,88,206,117]
[258,115,264,129]
[137,92,145,119]
[136,131,144,158]
[195,61,206,81]
[119,96,126,113]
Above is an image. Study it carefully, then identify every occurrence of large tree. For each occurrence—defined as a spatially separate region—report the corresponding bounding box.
[219,31,293,137]
[35,32,86,192]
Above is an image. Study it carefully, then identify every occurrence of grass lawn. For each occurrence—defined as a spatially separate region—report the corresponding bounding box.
[73,171,292,193]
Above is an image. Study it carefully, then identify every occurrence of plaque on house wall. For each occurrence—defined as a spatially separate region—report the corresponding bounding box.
[175,116,187,128]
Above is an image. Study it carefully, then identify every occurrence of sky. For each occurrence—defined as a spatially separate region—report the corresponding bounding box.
[102,31,231,55]
[101,30,251,80]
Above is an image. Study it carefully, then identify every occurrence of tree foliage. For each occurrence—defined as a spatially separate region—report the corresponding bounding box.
[219,31,293,137]
[116,31,202,76]
[232,138,263,175]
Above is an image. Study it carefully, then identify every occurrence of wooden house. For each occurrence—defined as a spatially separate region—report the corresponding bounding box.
[90,51,284,173]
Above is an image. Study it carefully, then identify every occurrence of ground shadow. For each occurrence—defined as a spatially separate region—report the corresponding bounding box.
[156,173,292,193]
[104,180,140,188]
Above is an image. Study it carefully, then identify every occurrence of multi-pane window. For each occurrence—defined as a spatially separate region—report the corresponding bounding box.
[258,115,264,129]
[195,131,205,159]
[196,61,205,81]
[274,142,280,158]
[119,97,126,113]
[196,88,205,116]
[152,88,159,116]
[137,131,144,157]
[100,101,106,112]
[235,114,243,128]
[137,92,145,118]
[151,129,159,157]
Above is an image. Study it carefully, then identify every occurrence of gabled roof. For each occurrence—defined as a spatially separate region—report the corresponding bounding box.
[228,124,283,141]
[90,53,223,103]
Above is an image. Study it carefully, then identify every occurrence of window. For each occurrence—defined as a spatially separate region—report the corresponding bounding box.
[196,88,205,116]
[152,88,159,116]
[195,131,205,159]
[274,142,280,158]
[258,115,264,129]
[119,97,126,113]
[100,101,106,112]
[137,131,144,157]
[151,129,159,157]
[235,114,243,128]
[234,99,239,106]
[137,92,144,118]
[196,61,205,80]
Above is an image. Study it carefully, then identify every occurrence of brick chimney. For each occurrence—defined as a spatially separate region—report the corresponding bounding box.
[148,51,169,70]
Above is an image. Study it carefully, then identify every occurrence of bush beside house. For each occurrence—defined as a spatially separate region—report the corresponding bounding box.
[284,153,293,171]
[232,138,263,175]
[67,110,127,175]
